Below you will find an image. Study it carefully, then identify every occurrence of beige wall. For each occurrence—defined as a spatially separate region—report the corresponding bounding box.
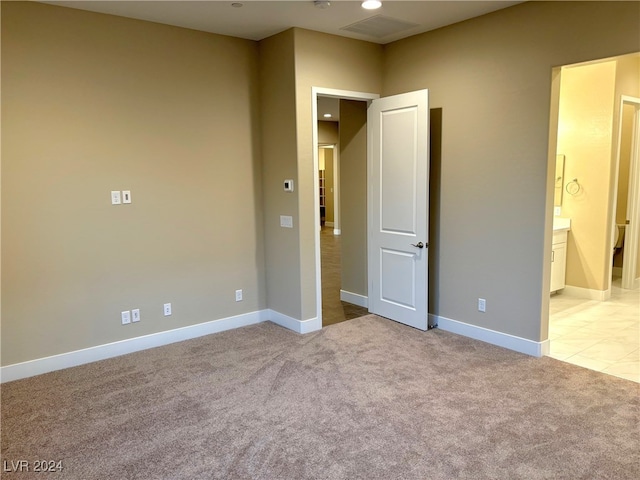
[613,54,640,228]
[616,104,635,226]
[558,60,617,291]
[1,2,265,365]
[4,1,640,368]
[339,100,368,297]
[293,28,383,319]
[318,121,338,225]
[258,30,301,319]
[318,121,338,145]
[382,1,640,340]
[323,148,335,224]
[317,148,334,224]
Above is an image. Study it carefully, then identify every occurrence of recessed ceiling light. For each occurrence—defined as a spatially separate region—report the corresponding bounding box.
[323,113,332,118]
[314,1,331,9]
[362,0,382,10]
[231,2,243,8]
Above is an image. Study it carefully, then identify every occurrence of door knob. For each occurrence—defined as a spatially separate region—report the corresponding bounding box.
[411,242,425,249]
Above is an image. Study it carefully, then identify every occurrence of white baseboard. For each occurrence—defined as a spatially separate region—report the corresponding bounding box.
[431,314,550,357]
[562,285,610,301]
[268,309,321,334]
[340,290,368,308]
[1,310,269,383]
[1,307,553,383]
[333,228,341,236]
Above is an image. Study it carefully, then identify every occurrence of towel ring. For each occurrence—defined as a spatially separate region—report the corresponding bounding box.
[565,178,581,196]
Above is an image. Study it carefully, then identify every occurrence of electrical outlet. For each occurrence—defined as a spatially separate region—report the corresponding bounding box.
[235,289,243,302]
[163,303,172,316]
[132,308,140,322]
[478,298,486,313]
[121,310,131,325]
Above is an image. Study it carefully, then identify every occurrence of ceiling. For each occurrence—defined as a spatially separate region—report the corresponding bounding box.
[317,96,340,122]
[43,1,523,45]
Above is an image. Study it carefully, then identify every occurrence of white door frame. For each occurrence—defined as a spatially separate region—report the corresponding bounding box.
[612,95,640,290]
[312,87,379,327]
[332,145,340,235]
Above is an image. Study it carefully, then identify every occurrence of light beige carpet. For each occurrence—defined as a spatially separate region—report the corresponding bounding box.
[2,315,639,479]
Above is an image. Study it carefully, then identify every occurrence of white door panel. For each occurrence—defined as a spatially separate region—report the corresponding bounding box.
[381,107,419,235]
[368,90,429,330]
[381,248,416,308]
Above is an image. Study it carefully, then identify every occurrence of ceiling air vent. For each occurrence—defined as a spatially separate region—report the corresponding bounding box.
[340,15,420,39]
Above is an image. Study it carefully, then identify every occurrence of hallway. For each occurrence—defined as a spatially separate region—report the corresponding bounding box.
[320,227,369,327]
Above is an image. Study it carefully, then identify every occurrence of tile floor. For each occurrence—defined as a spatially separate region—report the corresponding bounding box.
[548,277,639,382]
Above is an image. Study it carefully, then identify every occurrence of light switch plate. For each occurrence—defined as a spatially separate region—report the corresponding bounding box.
[111,191,122,205]
[280,215,293,228]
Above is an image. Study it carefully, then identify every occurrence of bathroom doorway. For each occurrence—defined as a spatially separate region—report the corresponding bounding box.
[545,52,640,382]
[614,97,640,290]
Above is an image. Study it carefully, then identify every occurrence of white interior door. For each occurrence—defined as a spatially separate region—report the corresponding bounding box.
[368,90,429,330]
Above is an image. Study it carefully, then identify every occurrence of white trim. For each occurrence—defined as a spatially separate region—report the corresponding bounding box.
[1,310,269,383]
[432,315,550,358]
[312,91,323,328]
[268,309,321,334]
[1,309,326,383]
[333,228,341,236]
[340,290,369,308]
[561,285,611,301]
[312,87,380,330]
[333,143,340,234]
[312,88,380,102]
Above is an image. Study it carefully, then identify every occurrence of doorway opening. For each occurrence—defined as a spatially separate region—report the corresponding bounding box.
[615,96,640,291]
[318,141,366,326]
[313,89,377,327]
[313,88,431,331]
[545,52,640,382]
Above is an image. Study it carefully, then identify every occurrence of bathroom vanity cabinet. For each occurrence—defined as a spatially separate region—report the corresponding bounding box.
[551,231,567,292]
[551,218,570,293]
